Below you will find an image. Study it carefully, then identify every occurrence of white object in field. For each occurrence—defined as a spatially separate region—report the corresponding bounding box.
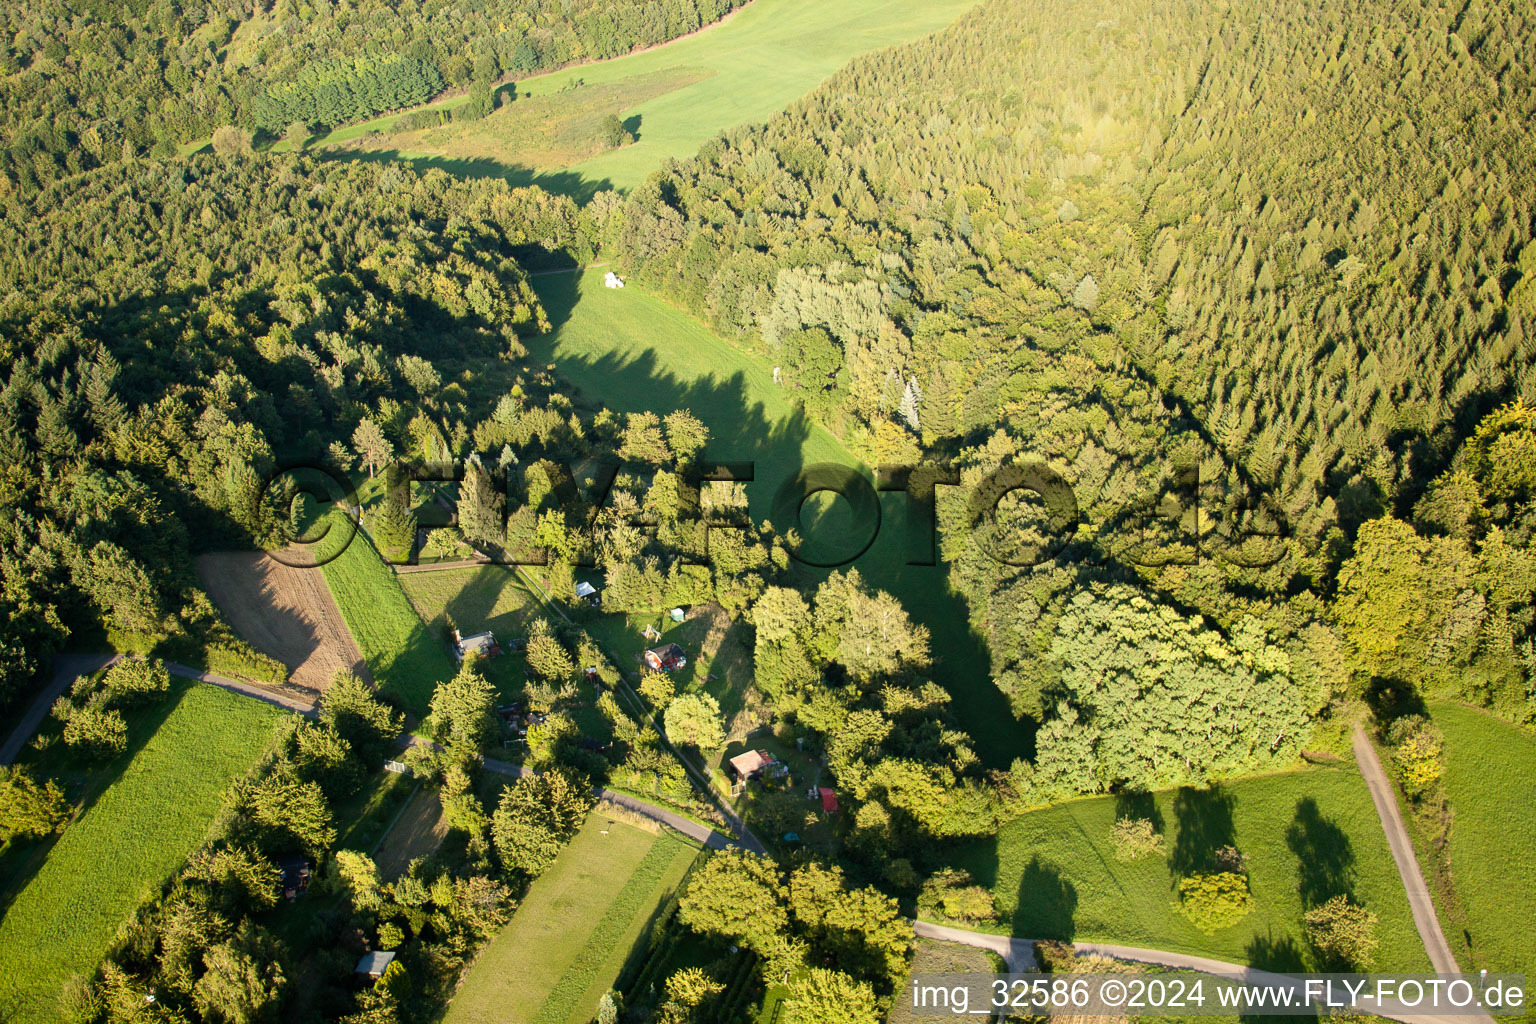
[603,271,625,289]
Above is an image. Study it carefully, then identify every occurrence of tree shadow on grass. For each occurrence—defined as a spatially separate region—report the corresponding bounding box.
[1169,785,1237,877]
[1285,797,1355,908]
[1013,857,1077,941]
[317,148,617,203]
[0,680,202,920]
[1243,933,1320,1024]
[1113,789,1165,833]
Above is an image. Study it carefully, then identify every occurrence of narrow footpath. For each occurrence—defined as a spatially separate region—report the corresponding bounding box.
[1352,723,1462,974]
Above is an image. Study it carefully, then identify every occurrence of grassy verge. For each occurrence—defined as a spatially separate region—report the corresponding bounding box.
[946,766,1430,971]
[888,938,1002,1024]
[0,684,282,1023]
[444,814,696,1024]
[1425,702,1536,980]
[319,519,458,716]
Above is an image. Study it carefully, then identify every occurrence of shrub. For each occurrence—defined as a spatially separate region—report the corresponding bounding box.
[1174,871,1254,933]
[1386,715,1444,799]
[0,765,71,841]
[663,692,725,751]
[1304,894,1379,969]
[1110,816,1165,861]
[62,704,129,758]
[918,868,997,925]
[639,671,675,710]
[100,659,172,705]
[207,643,289,685]
[376,920,405,951]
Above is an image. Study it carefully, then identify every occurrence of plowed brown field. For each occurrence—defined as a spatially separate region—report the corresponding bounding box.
[196,551,369,694]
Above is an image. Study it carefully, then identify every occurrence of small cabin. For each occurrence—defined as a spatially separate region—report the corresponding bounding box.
[643,643,687,672]
[729,749,776,783]
[355,951,396,979]
[603,271,626,289]
[453,628,500,662]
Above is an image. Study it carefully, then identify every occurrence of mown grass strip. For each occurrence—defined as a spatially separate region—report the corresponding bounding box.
[318,517,457,716]
[533,832,698,1024]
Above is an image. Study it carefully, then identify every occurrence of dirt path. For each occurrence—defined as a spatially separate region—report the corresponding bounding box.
[197,552,368,693]
[1352,723,1463,975]
[914,921,1491,1024]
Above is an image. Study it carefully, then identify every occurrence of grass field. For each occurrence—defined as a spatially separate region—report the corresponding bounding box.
[319,521,458,716]
[1428,702,1536,978]
[398,566,539,700]
[0,684,281,1024]
[946,766,1431,972]
[445,813,698,1024]
[306,0,977,197]
[373,784,446,879]
[527,269,1025,767]
[334,67,713,194]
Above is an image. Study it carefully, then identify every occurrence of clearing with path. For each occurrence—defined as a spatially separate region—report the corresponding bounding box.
[197,551,369,694]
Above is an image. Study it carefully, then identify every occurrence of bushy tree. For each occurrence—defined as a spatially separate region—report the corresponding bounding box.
[100,658,171,706]
[1175,872,1254,933]
[677,850,790,950]
[191,921,286,1024]
[638,671,675,710]
[430,663,497,748]
[61,703,128,758]
[663,692,725,751]
[784,968,879,1024]
[490,768,594,876]
[0,766,71,841]
[319,671,401,763]
[1110,816,1166,862]
[1385,715,1444,799]
[1304,894,1379,969]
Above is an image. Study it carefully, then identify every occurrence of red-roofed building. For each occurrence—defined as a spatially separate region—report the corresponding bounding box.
[818,787,839,814]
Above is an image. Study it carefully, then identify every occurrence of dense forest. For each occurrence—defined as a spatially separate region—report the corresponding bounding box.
[612,0,1536,735]
[0,0,747,193]
[0,151,594,711]
[3,0,1536,1018]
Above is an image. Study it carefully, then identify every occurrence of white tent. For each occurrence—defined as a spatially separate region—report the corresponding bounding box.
[603,271,625,289]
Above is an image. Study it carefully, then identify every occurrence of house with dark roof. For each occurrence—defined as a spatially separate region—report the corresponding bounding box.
[355,951,396,979]
[643,643,687,672]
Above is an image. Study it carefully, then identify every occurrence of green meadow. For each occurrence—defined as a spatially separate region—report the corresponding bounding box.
[1429,702,1536,978]
[444,813,699,1024]
[305,0,978,197]
[397,566,539,700]
[0,684,281,1024]
[319,520,458,716]
[946,766,1431,971]
[527,268,1027,767]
